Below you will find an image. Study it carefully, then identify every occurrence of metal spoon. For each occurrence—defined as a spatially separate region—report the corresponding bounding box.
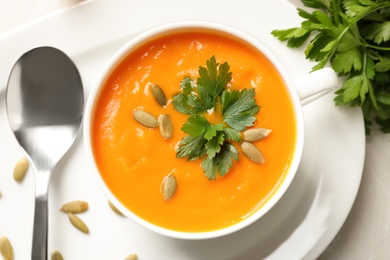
[6,46,84,260]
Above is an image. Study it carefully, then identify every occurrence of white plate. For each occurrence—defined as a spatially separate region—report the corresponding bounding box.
[0,0,365,259]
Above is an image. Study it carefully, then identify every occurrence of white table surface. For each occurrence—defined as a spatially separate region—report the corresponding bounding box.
[1,1,390,259]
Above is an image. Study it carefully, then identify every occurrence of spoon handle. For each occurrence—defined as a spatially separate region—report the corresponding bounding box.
[31,168,51,260]
[32,196,48,260]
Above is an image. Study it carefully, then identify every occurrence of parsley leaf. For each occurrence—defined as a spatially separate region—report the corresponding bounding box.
[204,124,225,141]
[176,135,206,161]
[197,55,232,105]
[216,143,239,177]
[301,0,327,9]
[172,76,208,115]
[332,47,363,74]
[361,21,390,44]
[223,127,242,142]
[376,56,390,72]
[205,131,225,158]
[172,56,262,180]
[272,0,390,134]
[181,115,210,137]
[223,89,259,132]
[201,142,239,180]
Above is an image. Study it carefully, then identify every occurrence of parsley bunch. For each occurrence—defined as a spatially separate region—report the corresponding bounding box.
[272,0,390,133]
[172,56,259,180]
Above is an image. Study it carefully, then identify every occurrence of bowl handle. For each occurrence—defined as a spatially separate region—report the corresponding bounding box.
[293,67,340,105]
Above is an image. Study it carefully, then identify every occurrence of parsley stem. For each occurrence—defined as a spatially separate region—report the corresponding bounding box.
[347,2,390,52]
[362,47,368,86]
[353,2,390,22]
[362,47,378,109]
[362,44,390,52]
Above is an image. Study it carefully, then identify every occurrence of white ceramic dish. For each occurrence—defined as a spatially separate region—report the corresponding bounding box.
[84,21,306,240]
[0,0,365,259]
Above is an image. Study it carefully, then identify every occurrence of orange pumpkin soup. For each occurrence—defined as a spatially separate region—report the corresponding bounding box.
[92,32,296,232]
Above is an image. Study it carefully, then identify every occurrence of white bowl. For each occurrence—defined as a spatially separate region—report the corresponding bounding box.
[84,21,309,240]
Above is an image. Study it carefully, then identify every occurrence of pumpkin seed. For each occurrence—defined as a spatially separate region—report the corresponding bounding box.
[161,173,177,201]
[0,190,2,198]
[132,110,158,128]
[241,141,265,164]
[51,250,64,260]
[60,200,88,213]
[108,200,124,216]
[125,254,138,260]
[0,236,13,260]
[150,83,167,106]
[13,157,29,182]
[68,213,89,234]
[243,128,272,142]
[159,114,173,140]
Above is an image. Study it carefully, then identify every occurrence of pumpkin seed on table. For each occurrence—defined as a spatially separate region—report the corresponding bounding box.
[60,200,89,213]
[159,114,173,140]
[132,109,158,128]
[68,213,89,234]
[243,128,272,142]
[161,173,177,201]
[150,83,167,106]
[51,250,64,260]
[0,236,13,260]
[241,141,265,164]
[125,253,138,260]
[13,156,29,182]
[108,200,124,216]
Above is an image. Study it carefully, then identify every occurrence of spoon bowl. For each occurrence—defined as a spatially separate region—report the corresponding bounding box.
[6,46,84,259]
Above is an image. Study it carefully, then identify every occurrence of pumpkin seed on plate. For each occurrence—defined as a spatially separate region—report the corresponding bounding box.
[241,141,265,164]
[132,109,158,128]
[68,213,89,234]
[0,236,13,260]
[108,200,124,216]
[13,157,29,182]
[159,114,173,140]
[150,83,167,106]
[125,253,138,260]
[51,250,64,260]
[161,173,177,201]
[60,200,88,213]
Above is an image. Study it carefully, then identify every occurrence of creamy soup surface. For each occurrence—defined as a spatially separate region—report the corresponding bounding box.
[92,31,296,232]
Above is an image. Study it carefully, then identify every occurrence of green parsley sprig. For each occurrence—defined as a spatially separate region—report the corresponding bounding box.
[271,0,390,134]
[172,56,259,180]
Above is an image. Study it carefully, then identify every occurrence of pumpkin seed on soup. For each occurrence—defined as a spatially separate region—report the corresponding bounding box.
[13,157,29,182]
[241,141,265,164]
[243,128,272,142]
[161,173,177,201]
[150,83,167,106]
[159,114,173,140]
[132,109,158,128]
